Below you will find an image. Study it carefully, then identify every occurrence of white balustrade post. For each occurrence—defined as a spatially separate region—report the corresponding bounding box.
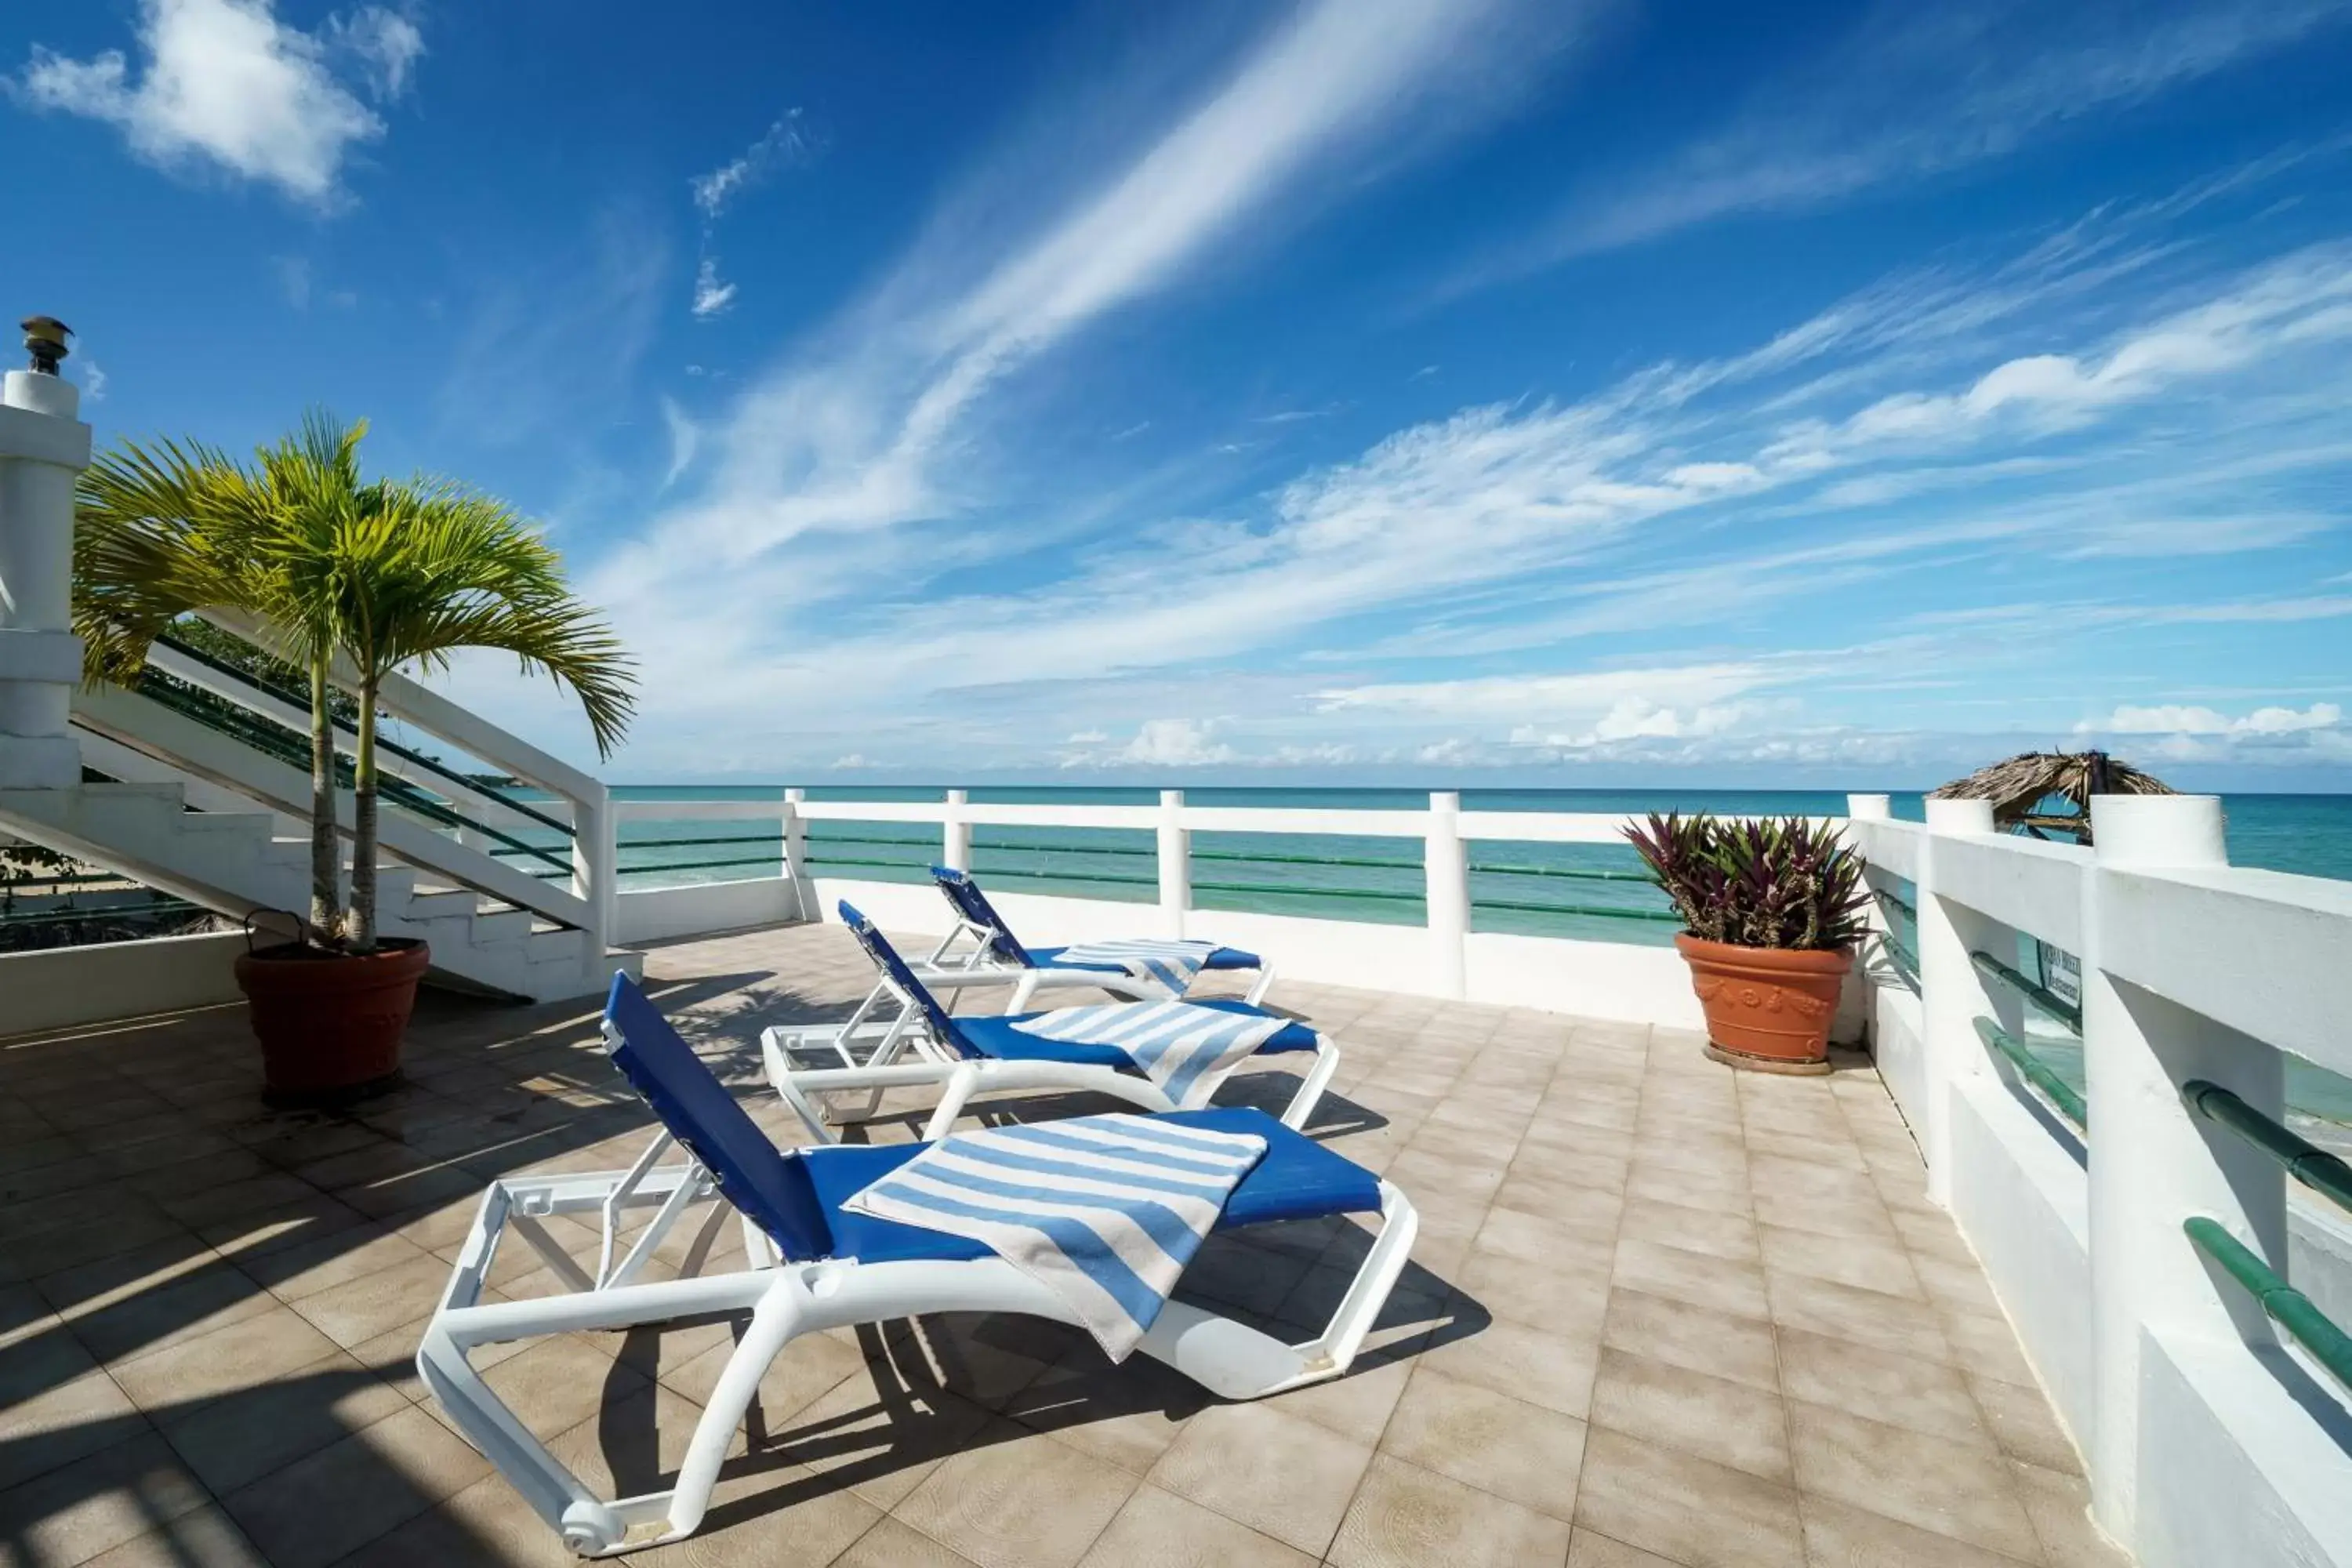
[570,783,617,985]
[1425,791,1469,1000]
[1914,797,2013,1207]
[0,336,94,790]
[2083,794,2268,1546]
[942,789,971,873]
[1156,789,1189,940]
[782,788,811,919]
[1839,794,1894,1044]
[1846,793,1892,822]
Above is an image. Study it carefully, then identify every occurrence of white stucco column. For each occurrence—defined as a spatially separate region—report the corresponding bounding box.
[0,356,93,789]
[1915,797,2013,1207]
[1846,793,1892,821]
[941,788,971,872]
[1425,790,1469,1000]
[782,787,811,919]
[2083,793,2265,1546]
[1156,789,1189,939]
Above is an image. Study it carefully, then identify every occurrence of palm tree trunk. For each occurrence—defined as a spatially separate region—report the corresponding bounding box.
[351,676,380,952]
[307,658,339,943]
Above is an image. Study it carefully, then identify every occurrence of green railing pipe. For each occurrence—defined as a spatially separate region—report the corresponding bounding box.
[2183,1217,2352,1389]
[2183,1080,2352,1218]
[1970,949,2084,1034]
[1974,1017,2088,1127]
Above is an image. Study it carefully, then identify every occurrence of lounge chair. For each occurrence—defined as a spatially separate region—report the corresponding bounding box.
[764,902,1341,1142]
[918,866,1276,1009]
[416,973,1417,1559]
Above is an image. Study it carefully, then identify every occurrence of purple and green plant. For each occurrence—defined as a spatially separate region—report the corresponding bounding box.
[1624,812,1871,952]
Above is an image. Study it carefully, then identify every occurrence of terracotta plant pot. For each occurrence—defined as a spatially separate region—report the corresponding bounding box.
[1674,934,1853,1075]
[235,938,430,1104]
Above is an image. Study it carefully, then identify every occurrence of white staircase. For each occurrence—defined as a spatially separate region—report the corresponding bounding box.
[0,779,608,1000]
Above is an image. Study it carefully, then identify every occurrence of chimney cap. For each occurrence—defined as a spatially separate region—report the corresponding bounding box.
[20,317,72,375]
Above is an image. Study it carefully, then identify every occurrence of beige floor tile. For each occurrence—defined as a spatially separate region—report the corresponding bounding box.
[108,1305,343,1414]
[1969,1372,2084,1475]
[835,1515,985,1567]
[2009,1457,2133,1567]
[155,1348,409,1495]
[1766,1269,1953,1363]
[1797,1493,2038,1567]
[1328,1453,1573,1568]
[1787,1399,2042,1561]
[1774,1327,1988,1447]
[76,1504,270,1567]
[0,1366,142,1491]
[1146,1399,1374,1555]
[894,1425,1138,1568]
[1572,1425,1805,1568]
[1600,1286,1779,1393]
[0,1432,214,1568]
[1617,1194,1759,1261]
[1378,1365,1588,1519]
[1590,1344,1791,1483]
[1566,1526,1683,1566]
[1457,1250,1612,1330]
[763,1366,996,1512]
[1612,1236,1770,1321]
[1757,1221,1924,1300]
[283,1251,456,1348]
[1421,1310,1601,1419]
[1076,1483,1316,1567]
[220,1402,492,1568]
[1940,1308,2042,1388]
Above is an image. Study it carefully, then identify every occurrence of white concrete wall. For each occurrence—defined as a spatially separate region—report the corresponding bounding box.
[0,929,245,1037]
[616,875,804,946]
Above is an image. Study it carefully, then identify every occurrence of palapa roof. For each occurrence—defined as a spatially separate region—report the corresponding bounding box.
[1929,750,2175,843]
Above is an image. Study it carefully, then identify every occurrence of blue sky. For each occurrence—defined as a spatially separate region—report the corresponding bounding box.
[9,0,2352,788]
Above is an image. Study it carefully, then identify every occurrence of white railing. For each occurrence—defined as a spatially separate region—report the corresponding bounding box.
[1842,791,2352,1568]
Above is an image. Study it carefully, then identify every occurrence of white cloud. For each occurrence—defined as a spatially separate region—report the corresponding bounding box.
[659,396,699,489]
[691,111,813,218]
[80,359,107,402]
[2087,702,2343,736]
[691,258,737,319]
[12,0,420,205]
[1074,718,1236,768]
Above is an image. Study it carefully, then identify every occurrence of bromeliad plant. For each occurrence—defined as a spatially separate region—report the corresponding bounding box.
[1624,812,1871,953]
[74,412,637,952]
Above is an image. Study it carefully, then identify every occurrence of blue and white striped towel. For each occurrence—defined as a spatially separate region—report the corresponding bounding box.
[841,1114,1266,1358]
[1011,1000,1290,1106]
[1051,938,1221,995]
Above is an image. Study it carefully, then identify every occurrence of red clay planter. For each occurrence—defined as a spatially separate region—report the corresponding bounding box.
[237,938,430,1103]
[1675,934,1852,1075]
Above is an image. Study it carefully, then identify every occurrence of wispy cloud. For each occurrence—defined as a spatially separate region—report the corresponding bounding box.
[688,109,815,318]
[1450,0,2350,289]
[9,0,422,205]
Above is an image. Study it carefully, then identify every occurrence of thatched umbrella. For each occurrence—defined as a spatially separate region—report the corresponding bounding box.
[1929,750,2175,844]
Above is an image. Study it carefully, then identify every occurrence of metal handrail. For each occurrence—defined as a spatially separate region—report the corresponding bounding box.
[1470,862,1653,883]
[2183,1217,2352,1390]
[1974,1017,2088,1127]
[1475,898,1681,923]
[2183,1080,2352,1217]
[1875,887,1918,924]
[1972,949,2084,1034]
[154,632,575,840]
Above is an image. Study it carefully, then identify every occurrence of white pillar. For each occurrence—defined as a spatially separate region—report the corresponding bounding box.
[1838,794,1894,1044]
[0,359,93,789]
[942,788,971,873]
[2083,794,2264,1547]
[1156,789,1189,940]
[782,788,811,919]
[1846,792,1892,821]
[1425,791,1468,1000]
[1914,797,2016,1207]
[570,783,616,981]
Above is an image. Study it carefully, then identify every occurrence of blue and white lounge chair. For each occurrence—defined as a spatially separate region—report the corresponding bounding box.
[762,902,1340,1142]
[920,866,1276,1009]
[417,974,1417,1559]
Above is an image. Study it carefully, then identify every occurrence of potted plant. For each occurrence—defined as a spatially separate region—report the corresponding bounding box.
[1625,812,1870,1074]
[76,413,635,1102]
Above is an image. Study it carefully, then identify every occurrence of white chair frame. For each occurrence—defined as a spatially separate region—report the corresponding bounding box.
[916,915,1279,1011]
[757,965,1341,1145]
[417,1101,1418,1557]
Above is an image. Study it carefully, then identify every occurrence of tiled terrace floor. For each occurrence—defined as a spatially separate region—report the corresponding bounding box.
[0,923,2131,1568]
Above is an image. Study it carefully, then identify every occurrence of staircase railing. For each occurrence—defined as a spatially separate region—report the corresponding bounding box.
[66,613,612,982]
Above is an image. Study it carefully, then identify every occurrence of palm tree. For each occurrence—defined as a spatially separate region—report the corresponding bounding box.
[75,413,635,950]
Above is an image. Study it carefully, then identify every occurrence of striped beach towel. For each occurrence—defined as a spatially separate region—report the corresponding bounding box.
[1051,938,1221,996]
[1011,1000,1289,1106]
[841,1114,1267,1358]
